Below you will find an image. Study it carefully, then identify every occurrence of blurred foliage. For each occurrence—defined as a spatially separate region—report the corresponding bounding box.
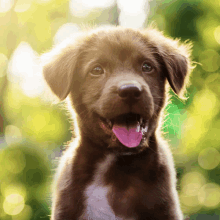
[0,0,220,219]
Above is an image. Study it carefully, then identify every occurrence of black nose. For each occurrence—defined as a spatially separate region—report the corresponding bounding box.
[118,84,142,101]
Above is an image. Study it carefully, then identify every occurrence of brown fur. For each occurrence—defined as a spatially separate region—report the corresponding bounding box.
[42,26,192,220]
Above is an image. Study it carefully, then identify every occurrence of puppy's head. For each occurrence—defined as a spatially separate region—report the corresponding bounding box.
[42,27,192,154]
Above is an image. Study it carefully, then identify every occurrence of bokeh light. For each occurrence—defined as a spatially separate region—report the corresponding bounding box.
[11,205,32,220]
[3,194,24,215]
[193,89,218,118]
[199,49,220,72]
[36,0,52,4]
[198,183,220,208]
[5,125,23,146]
[1,148,26,174]
[118,0,149,28]
[14,0,32,13]
[1,183,27,199]
[2,184,27,216]
[181,172,206,196]
[0,0,14,13]
[0,53,8,77]
[119,10,147,28]
[54,23,80,45]
[198,148,220,170]
[70,0,115,17]
[182,89,219,154]
[214,26,220,44]
[3,193,25,215]
[180,171,206,213]
[7,42,45,98]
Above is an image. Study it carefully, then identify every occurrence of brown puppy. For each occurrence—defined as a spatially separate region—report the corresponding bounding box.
[42,27,192,220]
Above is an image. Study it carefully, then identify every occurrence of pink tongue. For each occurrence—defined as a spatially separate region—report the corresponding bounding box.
[112,124,142,148]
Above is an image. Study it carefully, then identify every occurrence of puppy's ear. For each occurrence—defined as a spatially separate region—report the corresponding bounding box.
[41,38,81,100]
[143,28,192,98]
[160,50,189,97]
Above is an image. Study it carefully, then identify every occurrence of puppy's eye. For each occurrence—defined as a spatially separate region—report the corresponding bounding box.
[90,66,104,76]
[142,62,153,73]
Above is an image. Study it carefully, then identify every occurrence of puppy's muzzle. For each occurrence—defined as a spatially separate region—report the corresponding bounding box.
[118,81,142,105]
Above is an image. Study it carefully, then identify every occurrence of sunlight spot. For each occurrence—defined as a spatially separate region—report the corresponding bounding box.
[3,148,26,174]
[182,183,202,197]
[5,125,22,146]
[180,171,205,212]
[214,26,220,44]
[3,193,25,215]
[180,192,202,214]
[198,183,220,208]
[69,0,115,17]
[2,183,27,199]
[182,89,219,154]
[199,49,220,72]
[181,171,206,196]
[11,205,32,220]
[180,194,200,208]
[26,112,50,134]
[6,194,24,204]
[182,114,206,149]
[54,23,80,45]
[193,89,218,118]
[7,41,45,98]
[14,0,32,13]
[117,0,147,14]
[0,53,8,77]
[205,73,219,83]
[198,147,220,170]
[35,0,51,4]
[80,0,115,9]
[118,0,149,28]
[0,0,14,13]
[119,10,147,28]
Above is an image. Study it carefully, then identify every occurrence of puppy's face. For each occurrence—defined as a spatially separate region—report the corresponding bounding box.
[42,27,191,154]
[75,32,165,154]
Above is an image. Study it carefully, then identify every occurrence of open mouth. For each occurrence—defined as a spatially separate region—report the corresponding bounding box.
[100,113,148,148]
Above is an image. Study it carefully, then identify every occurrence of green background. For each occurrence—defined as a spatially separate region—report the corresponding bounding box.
[0,0,220,219]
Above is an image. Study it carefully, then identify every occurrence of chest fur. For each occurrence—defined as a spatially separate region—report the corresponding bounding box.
[80,154,136,220]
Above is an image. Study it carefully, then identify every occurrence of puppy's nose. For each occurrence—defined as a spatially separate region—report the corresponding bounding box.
[118,84,142,100]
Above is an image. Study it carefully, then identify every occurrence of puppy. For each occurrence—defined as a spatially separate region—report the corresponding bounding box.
[42,27,192,220]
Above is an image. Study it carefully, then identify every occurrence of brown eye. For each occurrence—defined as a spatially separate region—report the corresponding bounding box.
[90,66,104,76]
[142,62,153,73]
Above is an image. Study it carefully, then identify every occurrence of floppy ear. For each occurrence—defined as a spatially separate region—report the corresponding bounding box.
[41,38,80,100]
[158,39,192,98]
[142,28,192,98]
[160,50,189,97]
